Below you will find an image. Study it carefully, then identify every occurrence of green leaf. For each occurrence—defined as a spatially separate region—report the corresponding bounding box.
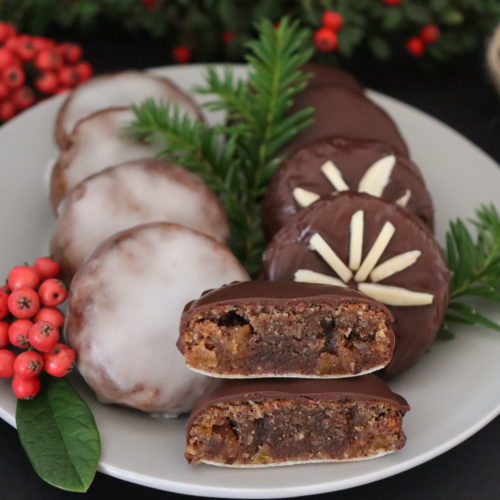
[368,36,391,60]
[16,377,100,492]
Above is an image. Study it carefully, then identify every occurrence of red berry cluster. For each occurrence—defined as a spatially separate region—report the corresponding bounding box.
[406,24,441,57]
[314,11,344,52]
[0,22,93,122]
[0,257,75,400]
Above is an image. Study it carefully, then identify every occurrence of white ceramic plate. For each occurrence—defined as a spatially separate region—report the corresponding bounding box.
[0,65,499,498]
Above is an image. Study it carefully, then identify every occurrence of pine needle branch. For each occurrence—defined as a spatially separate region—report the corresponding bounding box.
[438,204,500,339]
[127,17,314,276]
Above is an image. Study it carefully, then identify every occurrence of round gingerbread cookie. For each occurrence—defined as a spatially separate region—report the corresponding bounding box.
[263,136,433,238]
[50,107,164,211]
[51,159,229,281]
[65,222,249,416]
[55,70,203,149]
[283,86,409,156]
[262,192,450,377]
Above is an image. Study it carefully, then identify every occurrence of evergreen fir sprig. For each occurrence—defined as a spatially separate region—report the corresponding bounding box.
[128,17,314,276]
[439,204,500,339]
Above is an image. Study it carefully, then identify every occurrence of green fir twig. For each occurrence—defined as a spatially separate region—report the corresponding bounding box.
[439,204,500,339]
[127,17,313,276]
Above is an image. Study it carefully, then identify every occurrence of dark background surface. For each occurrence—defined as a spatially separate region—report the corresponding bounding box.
[0,30,499,500]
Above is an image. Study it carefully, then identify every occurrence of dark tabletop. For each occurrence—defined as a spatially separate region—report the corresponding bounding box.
[1,30,499,500]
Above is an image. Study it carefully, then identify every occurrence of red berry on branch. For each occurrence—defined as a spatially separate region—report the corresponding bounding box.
[33,257,61,280]
[12,374,40,399]
[75,61,93,82]
[421,24,440,44]
[7,287,40,319]
[35,71,58,94]
[322,11,344,31]
[8,319,33,349]
[0,23,16,44]
[406,36,425,57]
[172,46,191,64]
[383,0,401,4]
[0,289,8,320]
[314,28,338,52]
[221,31,234,44]
[58,43,83,64]
[59,66,79,87]
[0,321,9,348]
[34,307,64,328]
[2,65,25,89]
[13,351,43,379]
[38,279,67,307]
[44,343,75,377]
[8,266,41,290]
[12,86,35,111]
[14,35,36,62]
[35,48,62,72]
[0,100,17,121]
[140,0,157,9]
[0,349,15,378]
[0,48,17,70]
[29,321,59,353]
[33,36,55,52]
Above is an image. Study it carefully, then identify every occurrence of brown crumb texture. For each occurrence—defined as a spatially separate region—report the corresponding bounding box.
[186,398,406,465]
[180,302,393,376]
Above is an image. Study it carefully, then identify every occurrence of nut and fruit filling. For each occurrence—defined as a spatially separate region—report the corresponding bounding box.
[186,399,406,465]
[181,302,393,376]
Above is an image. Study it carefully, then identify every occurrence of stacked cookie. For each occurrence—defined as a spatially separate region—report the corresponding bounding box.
[261,64,450,377]
[178,65,450,467]
[50,72,250,416]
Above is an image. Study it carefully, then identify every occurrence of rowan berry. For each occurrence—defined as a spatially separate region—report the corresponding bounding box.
[43,344,75,377]
[33,257,61,280]
[322,11,343,31]
[34,307,64,329]
[8,266,41,290]
[12,374,40,399]
[314,28,338,52]
[0,321,9,348]
[8,319,33,348]
[0,349,15,378]
[13,351,43,378]
[7,287,40,319]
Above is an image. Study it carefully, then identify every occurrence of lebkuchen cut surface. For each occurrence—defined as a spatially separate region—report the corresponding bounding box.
[65,222,249,416]
[178,281,395,378]
[50,107,166,211]
[55,70,203,149]
[282,85,409,156]
[186,376,409,467]
[302,62,364,93]
[262,192,450,377]
[51,159,229,281]
[263,136,434,238]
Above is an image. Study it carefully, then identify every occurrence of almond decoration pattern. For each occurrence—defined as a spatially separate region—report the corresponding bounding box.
[294,209,434,307]
[292,155,412,209]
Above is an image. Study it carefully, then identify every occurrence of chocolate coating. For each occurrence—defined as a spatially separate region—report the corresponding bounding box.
[262,192,450,377]
[180,280,393,330]
[302,63,364,93]
[263,136,434,238]
[283,86,409,156]
[188,375,410,428]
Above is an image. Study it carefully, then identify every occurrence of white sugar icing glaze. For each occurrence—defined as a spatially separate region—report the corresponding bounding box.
[58,71,201,141]
[53,108,162,205]
[51,160,229,278]
[65,222,249,416]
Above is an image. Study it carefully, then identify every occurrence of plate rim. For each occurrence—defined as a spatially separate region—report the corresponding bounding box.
[0,63,499,498]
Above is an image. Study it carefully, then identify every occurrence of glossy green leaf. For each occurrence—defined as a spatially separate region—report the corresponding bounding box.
[16,377,100,492]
